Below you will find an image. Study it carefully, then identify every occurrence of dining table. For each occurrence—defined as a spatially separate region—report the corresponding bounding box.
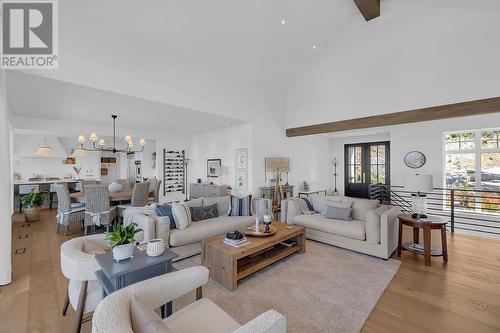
[70,188,133,203]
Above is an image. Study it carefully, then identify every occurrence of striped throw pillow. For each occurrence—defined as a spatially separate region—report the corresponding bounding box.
[229,194,252,216]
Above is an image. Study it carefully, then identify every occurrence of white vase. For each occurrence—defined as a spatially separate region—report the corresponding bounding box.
[146,239,165,257]
[112,243,135,262]
[108,182,122,193]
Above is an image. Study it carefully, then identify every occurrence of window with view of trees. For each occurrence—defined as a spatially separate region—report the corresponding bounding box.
[444,130,500,213]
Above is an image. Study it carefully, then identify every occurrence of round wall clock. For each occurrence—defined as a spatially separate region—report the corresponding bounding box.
[404,151,426,169]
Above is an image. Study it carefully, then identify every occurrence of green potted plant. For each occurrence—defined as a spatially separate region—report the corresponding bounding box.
[20,189,49,222]
[105,223,139,261]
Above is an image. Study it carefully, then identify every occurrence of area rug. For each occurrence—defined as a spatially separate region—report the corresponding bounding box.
[173,240,400,333]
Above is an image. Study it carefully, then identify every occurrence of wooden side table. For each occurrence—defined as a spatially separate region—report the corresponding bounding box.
[397,214,448,266]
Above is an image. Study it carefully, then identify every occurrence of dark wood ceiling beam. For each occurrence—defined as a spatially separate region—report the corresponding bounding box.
[286,97,500,137]
[353,0,380,21]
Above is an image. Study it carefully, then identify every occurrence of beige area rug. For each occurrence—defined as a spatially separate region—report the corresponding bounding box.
[172,240,400,333]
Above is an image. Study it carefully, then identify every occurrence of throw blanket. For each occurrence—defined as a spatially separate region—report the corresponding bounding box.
[290,197,313,215]
[123,204,157,227]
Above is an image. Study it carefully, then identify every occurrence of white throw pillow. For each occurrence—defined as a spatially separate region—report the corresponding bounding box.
[309,194,326,213]
[172,202,191,230]
[366,205,390,244]
[351,198,379,221]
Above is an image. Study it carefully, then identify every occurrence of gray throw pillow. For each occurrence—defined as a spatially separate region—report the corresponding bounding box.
[326,205,352,221]
[190,204,218,222]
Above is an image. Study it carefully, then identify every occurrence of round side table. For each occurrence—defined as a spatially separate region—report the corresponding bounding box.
[397,214,448,266]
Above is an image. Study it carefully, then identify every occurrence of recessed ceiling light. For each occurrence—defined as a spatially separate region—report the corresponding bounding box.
[281,19,286,25]
[226,123,231,127]
[312,45,317,50]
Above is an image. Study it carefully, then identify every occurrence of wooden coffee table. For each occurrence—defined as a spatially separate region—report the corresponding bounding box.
[201,221,305,291]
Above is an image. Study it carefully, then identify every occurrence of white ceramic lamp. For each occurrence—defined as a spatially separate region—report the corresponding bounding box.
[405,174,433,219]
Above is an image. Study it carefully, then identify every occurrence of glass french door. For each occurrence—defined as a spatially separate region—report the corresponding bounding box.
[344,142,390,198]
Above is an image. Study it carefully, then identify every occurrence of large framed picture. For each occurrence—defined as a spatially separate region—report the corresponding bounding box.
[207,159,221,177]
[235,148,248,169]
[235,169,248,191]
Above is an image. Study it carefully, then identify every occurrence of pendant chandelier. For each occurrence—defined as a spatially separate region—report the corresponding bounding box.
[35,136,54,156]
[77,115,145,154]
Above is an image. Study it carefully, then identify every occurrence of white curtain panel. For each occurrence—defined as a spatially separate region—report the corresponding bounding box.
[0,70,12,285]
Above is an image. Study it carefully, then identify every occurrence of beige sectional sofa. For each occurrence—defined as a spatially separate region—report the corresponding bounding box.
[132,196,255,261]
[281,195,401,259]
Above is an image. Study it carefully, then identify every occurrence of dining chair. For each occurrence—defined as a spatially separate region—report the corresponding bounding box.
[53,183,86,235]
[117,182,150,220]
[83,184,117,235]
[148,179,162,203]
[78,180,98,192]
[61,234,110,333]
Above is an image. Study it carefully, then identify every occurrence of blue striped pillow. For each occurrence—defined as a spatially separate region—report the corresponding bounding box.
[229,194,252,216]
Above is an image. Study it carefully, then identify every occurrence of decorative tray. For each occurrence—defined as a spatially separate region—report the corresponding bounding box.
[244,225,276,237]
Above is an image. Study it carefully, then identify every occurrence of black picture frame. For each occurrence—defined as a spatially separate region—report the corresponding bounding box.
[207,159,222,178]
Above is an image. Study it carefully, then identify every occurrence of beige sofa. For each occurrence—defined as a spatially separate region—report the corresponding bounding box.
[133,196,255,260]
[281,195,400,259]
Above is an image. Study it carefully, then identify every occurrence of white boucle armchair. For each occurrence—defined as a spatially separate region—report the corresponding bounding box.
[60,234,110,333]
[92,266,286,333]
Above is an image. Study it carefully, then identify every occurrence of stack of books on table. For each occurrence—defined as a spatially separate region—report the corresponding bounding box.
[224,236,249,248]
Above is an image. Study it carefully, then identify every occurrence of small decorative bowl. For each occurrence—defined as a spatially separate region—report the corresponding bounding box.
[146,239,165,257]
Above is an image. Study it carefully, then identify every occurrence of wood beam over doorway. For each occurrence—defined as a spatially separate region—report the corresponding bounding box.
[353,0,380,21]
[286,96,500,137]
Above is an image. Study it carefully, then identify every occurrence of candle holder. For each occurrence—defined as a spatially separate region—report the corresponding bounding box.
[263,214,272,233]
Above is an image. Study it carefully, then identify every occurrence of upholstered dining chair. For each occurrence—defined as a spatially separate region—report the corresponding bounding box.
[92,266,286,333]
[117,182,150,220]
[53,183,85,235]
[84,184,117,235]
[146,178,162,204]
[78,179,98,192]
[61,234,110,333]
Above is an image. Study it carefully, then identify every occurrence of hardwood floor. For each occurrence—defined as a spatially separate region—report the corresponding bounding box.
[1,208,500,333]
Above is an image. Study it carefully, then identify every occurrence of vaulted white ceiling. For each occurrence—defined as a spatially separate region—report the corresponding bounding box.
[9,0,500,132]
[15,0,361,122]
[7,71,245,135]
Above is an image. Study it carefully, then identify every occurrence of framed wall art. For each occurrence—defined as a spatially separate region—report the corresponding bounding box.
[207,159,222,177]
[235,148,248,169]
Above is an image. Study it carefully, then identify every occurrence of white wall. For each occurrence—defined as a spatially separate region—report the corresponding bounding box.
[188,124,253,195]
[0,70,12,285]
[287,2,500,128]
[134,140,157,180]
[186,119,332,198]
[329,113,500,195]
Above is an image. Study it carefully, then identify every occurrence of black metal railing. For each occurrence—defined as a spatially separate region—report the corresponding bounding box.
[370,184,500,236]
